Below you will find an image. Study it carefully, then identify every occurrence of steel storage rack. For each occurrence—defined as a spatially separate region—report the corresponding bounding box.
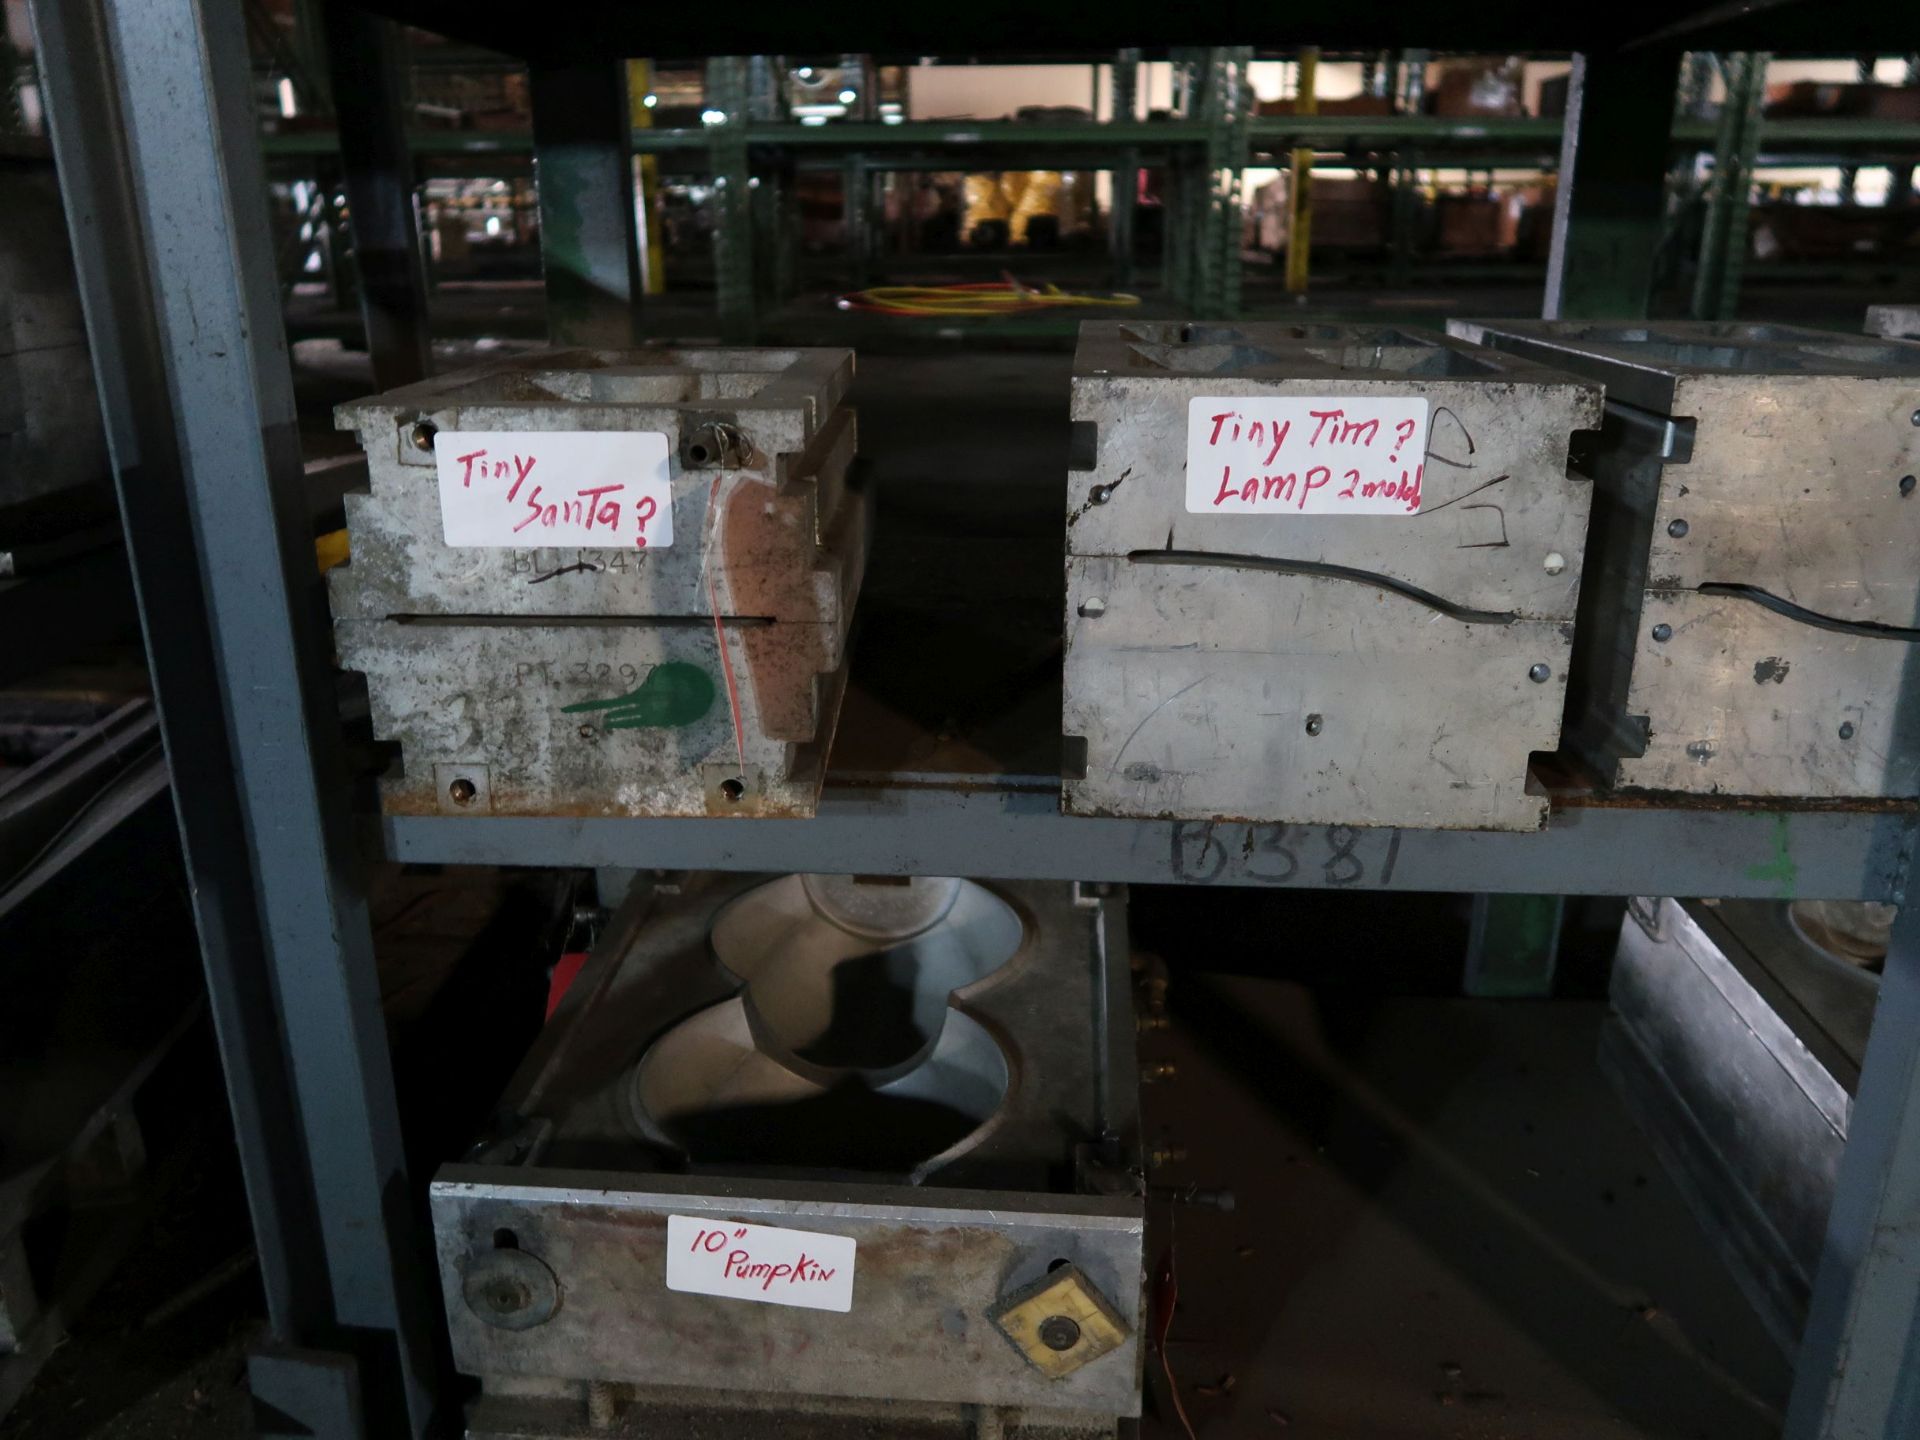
[25,0,1920,1438]
[1449,319,1920,799]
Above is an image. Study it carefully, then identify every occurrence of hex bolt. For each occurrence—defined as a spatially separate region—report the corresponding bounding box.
[1543,551,1567,576]
[1142,1061,1178,1082]
[577,724,596,741]
[1651,623,1673,643]
[1147,1145,1188,1167]
[1138,1014,1171,1033]
[1528,663,1551,683]
[1078,597,1107,619]
[1667,518,1690,538]
[1304,713,1324,737]
[1840,721,1857,740]
[1902,475,1916,498]
[1911,408,1920,427]
[1089,483,1113,505]
[1038,1315,1083,1352]
[409,420,438,453]
[448,777,478,806]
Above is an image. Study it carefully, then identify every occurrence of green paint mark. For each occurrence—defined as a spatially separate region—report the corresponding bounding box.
[563,662,714,730]
[1743,813,1797,899]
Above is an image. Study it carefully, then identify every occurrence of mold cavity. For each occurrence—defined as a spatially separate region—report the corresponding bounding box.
[631,875,1022,1174]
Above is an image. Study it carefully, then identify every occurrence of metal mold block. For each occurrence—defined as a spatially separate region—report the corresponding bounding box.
[330,347,865,817]
[1451,319,1920,798]
[430,876,1145,1423]
[1064,322,1602,830]
[1602,896,1877,1350]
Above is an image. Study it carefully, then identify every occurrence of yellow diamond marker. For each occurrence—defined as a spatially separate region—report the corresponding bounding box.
[989,1264,1130,1378]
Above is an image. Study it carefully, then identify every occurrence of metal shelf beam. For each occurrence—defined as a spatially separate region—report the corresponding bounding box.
[383,786,1917,902]
[256,114,1920,161]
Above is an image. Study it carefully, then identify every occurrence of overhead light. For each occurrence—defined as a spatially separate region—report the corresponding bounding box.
[701,108,727,125]
[800,114,829,126]
[642,93,658,109]
[485,215,502,236]
[797,66,815,80]
[838,88,857,104]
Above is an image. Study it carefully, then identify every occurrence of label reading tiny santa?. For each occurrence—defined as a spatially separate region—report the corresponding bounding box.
[1185,395,1430,516]
[665,1215,857,1313]
[435,430,674,548]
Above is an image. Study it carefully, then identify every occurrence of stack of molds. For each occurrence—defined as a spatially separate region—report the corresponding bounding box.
[1452,320,1920,797]
[1063,322,1602,831]
[433,875,1144,1437]
[331,347,863,817]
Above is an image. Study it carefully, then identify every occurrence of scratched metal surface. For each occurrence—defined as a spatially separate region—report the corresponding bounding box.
[335,616,847,818]
[328,347,866,818]
[329,347,854,620]
[1453,320,1920,798]
[1622,591,1920,796]
[1064,558,1571,829]
[432,1172,1145,1414]
[1063,322,1602,830]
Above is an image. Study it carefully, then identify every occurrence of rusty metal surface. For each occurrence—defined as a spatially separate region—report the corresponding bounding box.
[1063,322,1601,831]
[329,347,865,818]
[1452,320,1920,799]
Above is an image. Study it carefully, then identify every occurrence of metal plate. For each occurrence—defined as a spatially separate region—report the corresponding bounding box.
[431,1171,1144,1415]
[1621,590,1920,797]
[336,618,844,817]
[1063,557,1568,829]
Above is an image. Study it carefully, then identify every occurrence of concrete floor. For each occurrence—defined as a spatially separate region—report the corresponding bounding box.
[1137,976,1787,1439]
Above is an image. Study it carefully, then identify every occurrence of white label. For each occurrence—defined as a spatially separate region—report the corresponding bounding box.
[435,430,674,548]
[1185,395,1431,516]
[665,1214,856,1313]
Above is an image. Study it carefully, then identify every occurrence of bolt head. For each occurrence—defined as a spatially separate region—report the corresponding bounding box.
[1840,721,1857,740]
[1078,597,1107,619]
[1910,407,1920,427]
[448,777,478,805]
[409,420,438,453]
[1543,551,1566,576]
[1038,1316,1082,1352]
[1902,475,1916,498]
[1304,713,1323,736]
[1528,663,1551,683]
[1667,518,1690,539]
[1652,623,1673,643]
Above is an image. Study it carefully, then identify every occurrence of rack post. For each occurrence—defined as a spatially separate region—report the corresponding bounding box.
[28,0,445,1433]
[529,57,644,345]
[1543,48,1684,319]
